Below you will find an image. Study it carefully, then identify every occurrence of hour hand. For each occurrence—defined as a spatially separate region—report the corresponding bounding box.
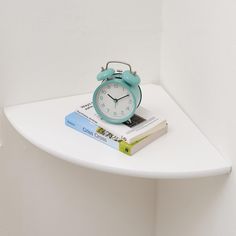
[107,94,116,101]
[107,94,118,103]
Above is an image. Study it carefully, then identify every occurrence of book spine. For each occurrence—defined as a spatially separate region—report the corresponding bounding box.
[65,112,133,156]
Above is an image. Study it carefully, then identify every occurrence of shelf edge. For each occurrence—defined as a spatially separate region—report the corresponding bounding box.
[3,85,232,179]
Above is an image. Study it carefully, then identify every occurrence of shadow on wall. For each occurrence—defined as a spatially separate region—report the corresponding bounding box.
[0,114,155,236]
[0,109,3,147]
[156,174,233,236]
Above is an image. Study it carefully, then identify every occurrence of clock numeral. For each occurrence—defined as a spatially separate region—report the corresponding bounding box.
[114,84,118,88]
[106,108,110,113]
[100,96,103,100]
[121,110,124,115]
[102,90,106,94]
[113,112,117,116]
[101,103,105,107]
[107,85,111,89]
[126,107,130,111]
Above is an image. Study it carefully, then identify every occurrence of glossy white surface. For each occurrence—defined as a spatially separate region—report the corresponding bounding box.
[4,84,231,179]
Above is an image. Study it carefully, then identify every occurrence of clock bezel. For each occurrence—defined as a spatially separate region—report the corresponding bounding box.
[93,79,137,124]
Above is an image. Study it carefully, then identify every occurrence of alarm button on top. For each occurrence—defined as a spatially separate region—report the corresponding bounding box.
[122,70,141,86]
[97,68,115,81]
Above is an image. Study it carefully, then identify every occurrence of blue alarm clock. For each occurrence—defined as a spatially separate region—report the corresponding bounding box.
[93,61,142,124]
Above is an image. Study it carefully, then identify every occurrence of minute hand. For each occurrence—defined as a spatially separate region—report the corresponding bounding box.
[117,94,129,101]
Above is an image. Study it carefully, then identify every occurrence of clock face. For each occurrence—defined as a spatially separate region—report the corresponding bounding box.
[94,81,135,121]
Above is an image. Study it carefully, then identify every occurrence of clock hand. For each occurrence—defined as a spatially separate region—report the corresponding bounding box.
[107,94,118,103]
[117,94,130,101]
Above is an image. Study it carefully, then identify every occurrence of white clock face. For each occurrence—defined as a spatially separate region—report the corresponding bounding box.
[95,82,135,120]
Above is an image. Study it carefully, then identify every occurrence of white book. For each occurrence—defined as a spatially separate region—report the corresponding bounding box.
[75,95,167,144]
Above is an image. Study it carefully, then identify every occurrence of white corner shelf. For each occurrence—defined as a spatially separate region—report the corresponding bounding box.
[4,84,231,179]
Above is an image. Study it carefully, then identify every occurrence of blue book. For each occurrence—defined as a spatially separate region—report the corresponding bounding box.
[65,112,167,156]
[65,111,119,150]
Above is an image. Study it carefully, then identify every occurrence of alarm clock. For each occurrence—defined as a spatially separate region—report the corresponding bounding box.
[93,61,142,124]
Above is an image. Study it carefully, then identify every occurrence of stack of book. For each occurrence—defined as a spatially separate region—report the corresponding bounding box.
[65,101,168,156]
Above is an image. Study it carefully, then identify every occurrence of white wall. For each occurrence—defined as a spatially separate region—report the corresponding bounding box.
[0,0,161,106]
[0,0,161,235]
[157,0,236,235]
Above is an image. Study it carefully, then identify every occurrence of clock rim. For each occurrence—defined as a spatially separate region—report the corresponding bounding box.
[93,79,137,124]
